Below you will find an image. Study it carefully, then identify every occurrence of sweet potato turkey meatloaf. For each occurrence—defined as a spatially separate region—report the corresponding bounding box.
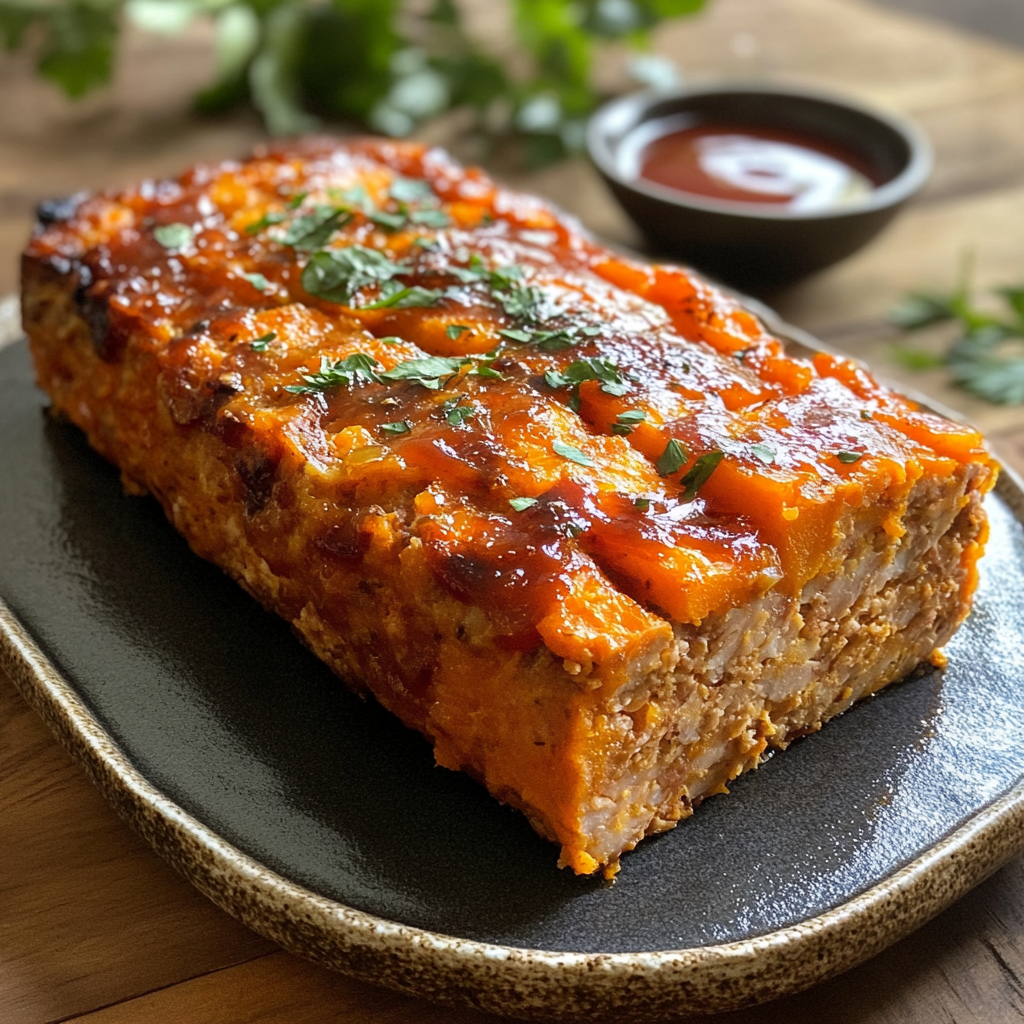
[22,137,995,876]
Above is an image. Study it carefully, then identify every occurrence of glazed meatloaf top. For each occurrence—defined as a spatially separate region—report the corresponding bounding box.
[24,138,992,632]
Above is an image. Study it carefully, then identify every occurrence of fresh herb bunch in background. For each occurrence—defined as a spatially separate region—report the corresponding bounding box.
[0,0,705,164]
[889,261,1024,405]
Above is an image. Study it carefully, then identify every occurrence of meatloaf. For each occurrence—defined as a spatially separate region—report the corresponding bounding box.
[21,137,996,876]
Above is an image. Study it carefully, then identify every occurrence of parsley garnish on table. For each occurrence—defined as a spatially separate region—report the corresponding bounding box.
[889,272,1024,404]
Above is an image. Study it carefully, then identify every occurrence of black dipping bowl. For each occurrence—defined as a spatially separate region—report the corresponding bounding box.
[587,83,932,291]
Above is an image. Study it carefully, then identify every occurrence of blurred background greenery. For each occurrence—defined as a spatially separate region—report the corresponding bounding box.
[0,0,712,165]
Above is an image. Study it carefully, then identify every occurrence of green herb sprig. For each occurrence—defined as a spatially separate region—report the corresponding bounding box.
[544,357,628,412]
[889,262,1024,404]
[300,246,411,305]
[284,352,381,394]
[680,450,723,502]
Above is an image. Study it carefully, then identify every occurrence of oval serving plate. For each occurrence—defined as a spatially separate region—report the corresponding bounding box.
[3,293,1024,1022]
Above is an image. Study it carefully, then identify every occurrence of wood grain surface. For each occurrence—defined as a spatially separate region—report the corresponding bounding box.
[4,0,1024,1021]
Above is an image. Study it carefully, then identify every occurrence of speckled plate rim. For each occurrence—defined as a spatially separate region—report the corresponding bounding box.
[3,291,1024,1022]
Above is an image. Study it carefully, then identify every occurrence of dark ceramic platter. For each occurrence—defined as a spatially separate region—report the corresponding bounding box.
[4,315,1024,1021]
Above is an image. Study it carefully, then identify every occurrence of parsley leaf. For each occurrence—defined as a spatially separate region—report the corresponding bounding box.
[301,245,411,305]
[544,357,628,396]
[890,346,946,370]
[498,328,534,343]
[153,223,193,250]
[509,496,538,512]
[888,293,958,330]
[369,208,408,232]
[889,265,1024,403]
[444,400,476,426]
[250,332,276,352]
[633,497,651,512]
[449,255,490,284]
[680,450,724,502]
[390,177,435,203]
[409,208,451,228]
[379,355,467,390]
[498,282,547,322]
[243,272,268,292]
[835,451,862,464]
[381,420,411,436]
[446,324,470,340]
[360,284,445,310]
[656,438,688,476]
[552,440,595,467]
[281,205,351,250]
[750,442,776,465]
[285,352,380,394]
[611,409,646,435]
[245,211,286,234]
[949,354,1024,404]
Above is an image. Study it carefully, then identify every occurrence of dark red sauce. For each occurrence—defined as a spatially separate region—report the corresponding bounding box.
[637,123,878,211]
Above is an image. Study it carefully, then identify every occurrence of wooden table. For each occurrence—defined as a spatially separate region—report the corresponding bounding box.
[5,1,1024,1020]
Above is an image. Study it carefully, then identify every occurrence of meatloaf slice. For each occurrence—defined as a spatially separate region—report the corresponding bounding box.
[21,137,996,875]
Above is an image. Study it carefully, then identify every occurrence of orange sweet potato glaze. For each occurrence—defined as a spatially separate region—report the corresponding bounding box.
[26,137,994,659]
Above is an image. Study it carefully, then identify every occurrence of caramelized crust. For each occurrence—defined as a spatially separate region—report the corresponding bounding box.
[21,137,996,874]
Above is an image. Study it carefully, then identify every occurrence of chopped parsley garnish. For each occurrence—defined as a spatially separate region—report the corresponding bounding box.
[498,328,533,343]
[611,409,646,436]
[409,208,451,228]
[470,360,504,380]
[552,439,594,467]
[390,177,435,203]
[750,442,776,465]
[245,211,286,234]
[680,450,724,502]
[369,209,408,232]
[656,438,688,476]
[498,281,547,322]
[250,332,276,352]
[509,496,538,512]
[332,184,370,209]
[450,260,544,320]
[860,409,872,420]
[443,400,476,426]
[153,223,193,250]
[286,192,308,210]
[360,284,445,310]
[448,254,490,284]
[281,205,352,250]
[501,325,598,351]
[486,263,524,291]
[379,336,403,345]
[835,450,862,464]
[284,352,380,394]
[446,324,471,340]
[301,246,411,305]
[544,358,628,397]
[243,272,268,292]
[381,420,411,436]
[449,257,567,330]
[633,497,651,512]
[379,355,467,390]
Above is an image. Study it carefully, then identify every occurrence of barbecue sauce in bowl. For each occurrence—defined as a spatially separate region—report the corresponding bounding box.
[629,120,878,211]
